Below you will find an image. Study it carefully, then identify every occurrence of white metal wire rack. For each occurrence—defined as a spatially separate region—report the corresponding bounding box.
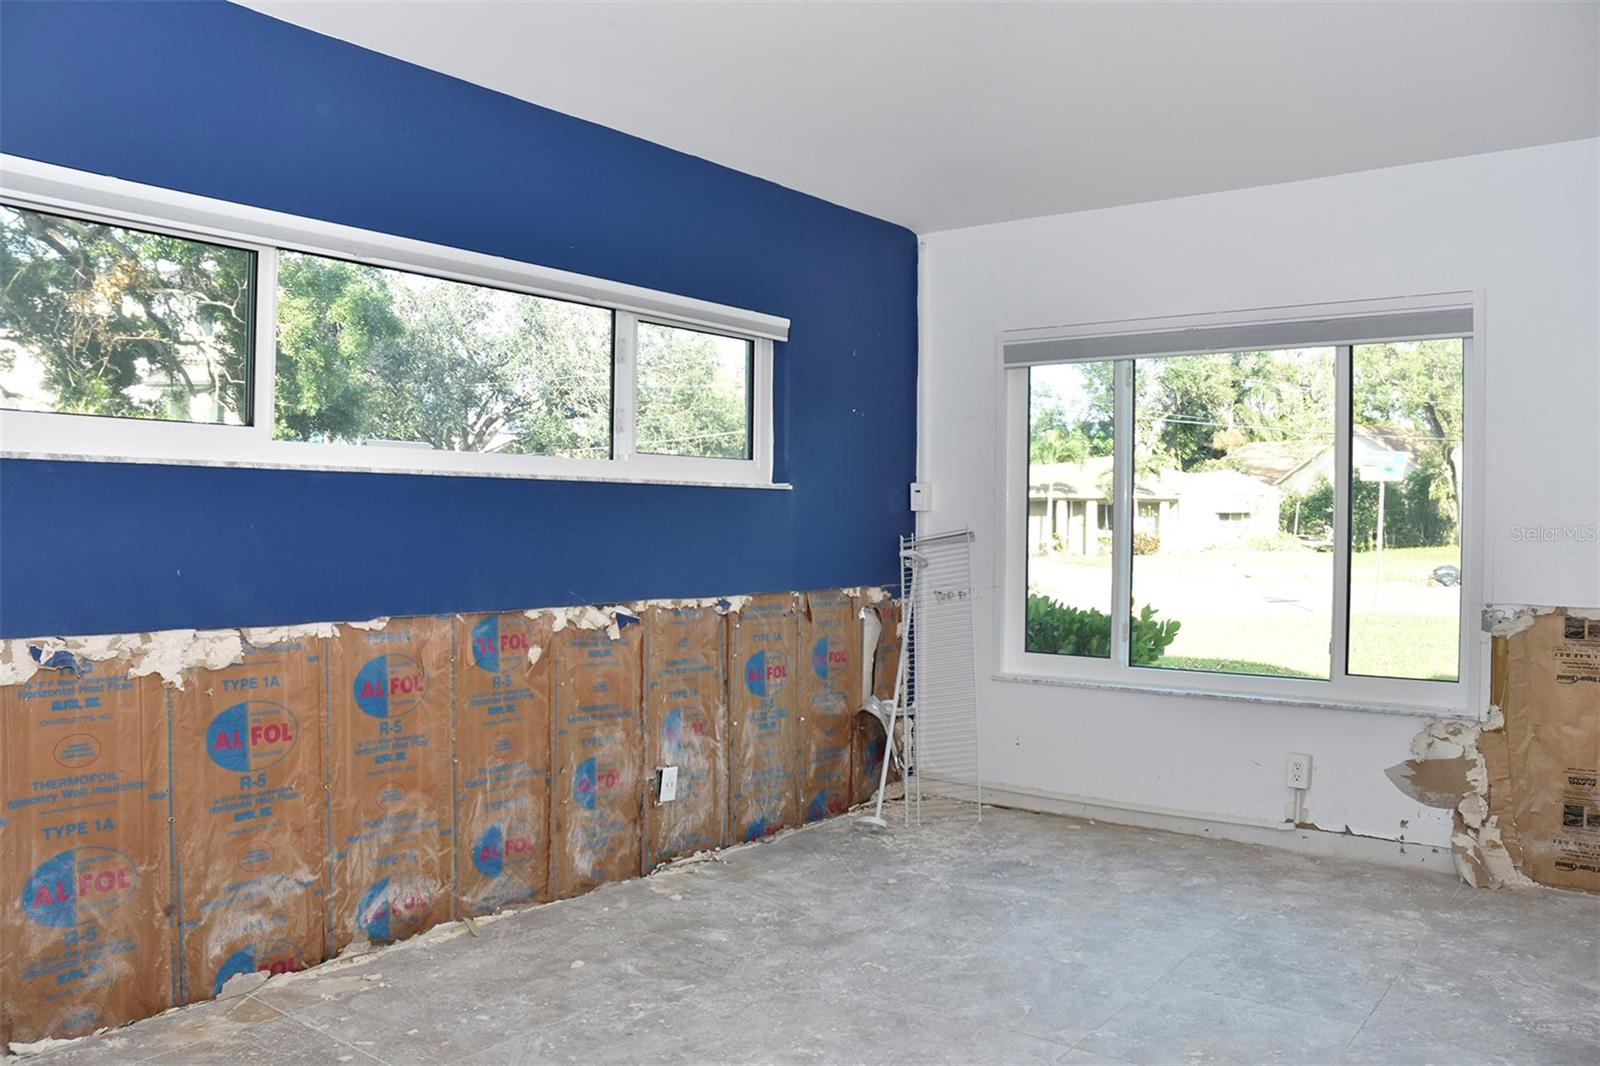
[901,528,981,824]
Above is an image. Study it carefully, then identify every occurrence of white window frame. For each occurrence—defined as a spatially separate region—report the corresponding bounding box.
[995,292,1488,719]
[0,155,786,489]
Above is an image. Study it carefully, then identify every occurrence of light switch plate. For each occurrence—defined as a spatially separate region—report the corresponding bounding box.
[658,766,679,803]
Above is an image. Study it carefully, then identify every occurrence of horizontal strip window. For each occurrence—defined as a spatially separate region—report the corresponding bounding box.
[1000,295,1482,716]
[0,156,786,488]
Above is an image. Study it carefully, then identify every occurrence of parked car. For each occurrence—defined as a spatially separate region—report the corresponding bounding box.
[1432,564,1461,587]
[1297,530,1334,552]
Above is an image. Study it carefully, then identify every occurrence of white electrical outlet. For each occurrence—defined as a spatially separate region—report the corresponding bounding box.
[1286,753,1313,789]
[657,766,679,803]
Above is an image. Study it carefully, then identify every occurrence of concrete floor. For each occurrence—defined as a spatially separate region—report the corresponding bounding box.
[30,802,1600,1065]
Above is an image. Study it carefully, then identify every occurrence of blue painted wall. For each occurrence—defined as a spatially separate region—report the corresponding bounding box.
[0,1,917,637]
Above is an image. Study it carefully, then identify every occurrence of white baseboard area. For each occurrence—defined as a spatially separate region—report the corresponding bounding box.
[966,781,1462,880]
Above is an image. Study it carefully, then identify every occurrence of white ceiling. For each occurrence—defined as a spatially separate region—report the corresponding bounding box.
[241,1,1598,233]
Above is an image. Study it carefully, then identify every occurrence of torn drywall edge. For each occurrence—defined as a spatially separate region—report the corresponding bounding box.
[1452,814,1533,889]
[2,591,887,690]
[126,629,245,688]
[527,603,623,638]
[0,629,239,689]
[622,590,889,616]
[620,595,753,615]
[1397,709,1535,889]
[532,594,793,635]
[0,616,391,688]
[1479,601,1600,636]
[1398,600,1595,887]
[0,633,141,686]
[1485,607,1543,637]
[240,621,340,644]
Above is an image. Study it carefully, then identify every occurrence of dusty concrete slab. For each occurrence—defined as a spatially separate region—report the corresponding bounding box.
[20,802,1600,1065]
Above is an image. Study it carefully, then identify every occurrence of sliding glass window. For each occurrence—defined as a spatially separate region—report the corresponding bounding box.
[273,252,613,457]
[0,158,783,487]
[1005,301,1475,711]
[0,203,255,424]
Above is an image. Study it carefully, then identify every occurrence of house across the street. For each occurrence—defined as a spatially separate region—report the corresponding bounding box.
[1028,456,1279,554]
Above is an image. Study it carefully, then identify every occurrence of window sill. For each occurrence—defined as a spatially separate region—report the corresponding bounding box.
[990,670,1480,721]
[0,448,793,491]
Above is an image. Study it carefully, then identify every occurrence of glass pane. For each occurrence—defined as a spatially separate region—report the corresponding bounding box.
[635,321,751,459]
[1131,348,1336,677]
[273,251,612,457]
[1025,361,1116,657]
[1348,339,1464,681]
[0,204,254,424]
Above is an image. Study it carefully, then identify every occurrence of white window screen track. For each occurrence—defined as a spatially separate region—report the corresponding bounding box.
[903,528,982,823]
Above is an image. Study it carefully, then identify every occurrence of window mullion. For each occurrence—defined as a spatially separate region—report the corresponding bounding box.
[1111,358,1135,666]
[1331,343,1353,683]
[752,339,774,475]
[612,310,637,463]
[250,246,278,443]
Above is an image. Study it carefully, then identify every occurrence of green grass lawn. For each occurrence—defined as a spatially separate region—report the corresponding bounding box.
[1153,656,1321,679]
[1346,613,1461,681]
[1349,544,1459,584]
[1032,545,1461,681]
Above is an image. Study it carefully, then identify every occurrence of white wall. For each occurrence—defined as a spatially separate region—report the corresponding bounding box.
[919,140,1599,848]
